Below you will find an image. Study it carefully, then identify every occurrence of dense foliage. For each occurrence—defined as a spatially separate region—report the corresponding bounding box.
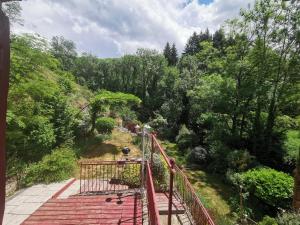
[95,117,116,134]
[240,168,294,208]
[6,34,91,183]
[22,147,77,186]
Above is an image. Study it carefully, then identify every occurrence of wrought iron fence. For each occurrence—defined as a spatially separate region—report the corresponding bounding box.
[79,160,142,194]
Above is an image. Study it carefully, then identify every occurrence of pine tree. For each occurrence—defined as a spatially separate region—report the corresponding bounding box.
[163,42,172,65]
[213,29,226,54]
[184,29,213,55]
[170,43,178,66]
[183,32,200,55]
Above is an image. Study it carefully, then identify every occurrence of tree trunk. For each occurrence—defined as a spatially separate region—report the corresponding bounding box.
[91,111,97,133]
[264,94,276,154]
[293,168,300,210]
[252,99,262,156]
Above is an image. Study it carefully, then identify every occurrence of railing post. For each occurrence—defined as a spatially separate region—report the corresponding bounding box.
[168,159,175,225]
[150,134,154,167]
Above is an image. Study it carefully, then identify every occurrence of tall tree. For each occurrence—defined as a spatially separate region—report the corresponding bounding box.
[2,1,22,25]
[184,29,212,55]
[170,43,178,66]
[163,42,172,65]
[213,29,226,54]
[183,32,200,55]
[51,36,77,71]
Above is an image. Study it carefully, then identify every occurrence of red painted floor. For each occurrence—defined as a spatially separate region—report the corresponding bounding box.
[22,193,143,225]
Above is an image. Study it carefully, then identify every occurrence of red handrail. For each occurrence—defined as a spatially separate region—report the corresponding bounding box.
[150,134,215,225]
[151,134,175,173]
[146,161,161,225]
[174,165,215,225]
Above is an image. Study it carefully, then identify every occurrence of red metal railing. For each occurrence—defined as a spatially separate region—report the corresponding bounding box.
[79,160,161,225]
[149,134,215,225]
[79,160,142,194]
[146,161,161,225]
[174,165,215,225]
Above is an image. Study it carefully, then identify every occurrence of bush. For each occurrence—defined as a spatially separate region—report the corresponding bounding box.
[240,168,293,208]
[23,147,77,186]
[95,117,115,134]
[259,216,278,225]
[277,211,300,225]
[148,113,168,137]
[120,164,141,188]
[187,146,209,165]
[151,153,168,191]
[176,124,196,151]
[283,130,300,166]
[226,150,256,172]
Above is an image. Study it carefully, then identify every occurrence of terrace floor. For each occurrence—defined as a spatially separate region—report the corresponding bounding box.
[22,192,143,225]
[18,178,143,225]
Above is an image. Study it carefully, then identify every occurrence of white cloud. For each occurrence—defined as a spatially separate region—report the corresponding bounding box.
[13,0,254,58]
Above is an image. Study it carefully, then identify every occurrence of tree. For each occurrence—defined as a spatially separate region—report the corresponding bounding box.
[73,53,100,90]
[2,1,22,25]
[184,32,200,55]
[51,36,77,71]
[184,29,212,55]
[170,43,178,66]
[213,29,226,54]
[163,42,172,65]
[89,90,141,132]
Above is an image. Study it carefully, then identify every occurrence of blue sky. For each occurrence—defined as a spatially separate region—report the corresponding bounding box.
[198,0,214,5]
[14,0,254,58]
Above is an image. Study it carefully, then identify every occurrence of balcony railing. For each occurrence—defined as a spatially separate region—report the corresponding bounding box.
[79,160,142,194]
[148,134,215,225]
[79,160,161,225]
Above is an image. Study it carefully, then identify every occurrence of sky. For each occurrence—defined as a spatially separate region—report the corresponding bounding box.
[14,0,254,58]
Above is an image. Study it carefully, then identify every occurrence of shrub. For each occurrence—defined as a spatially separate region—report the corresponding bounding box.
[277,211,300,225]
[151,153,168,191]
[283,130,300,166]
[23,147,77,186]
[259,216,278,225]
[240,168,293,208]
[148,113,168,137]
[226,150,256,172]
[187,146,209,165]
[95,117,115,134]
[120,164,141,188]
[176,124,196,151]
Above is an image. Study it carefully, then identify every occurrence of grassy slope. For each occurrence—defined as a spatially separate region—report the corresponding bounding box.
[77,129,141,162]
[162,141,235,224]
